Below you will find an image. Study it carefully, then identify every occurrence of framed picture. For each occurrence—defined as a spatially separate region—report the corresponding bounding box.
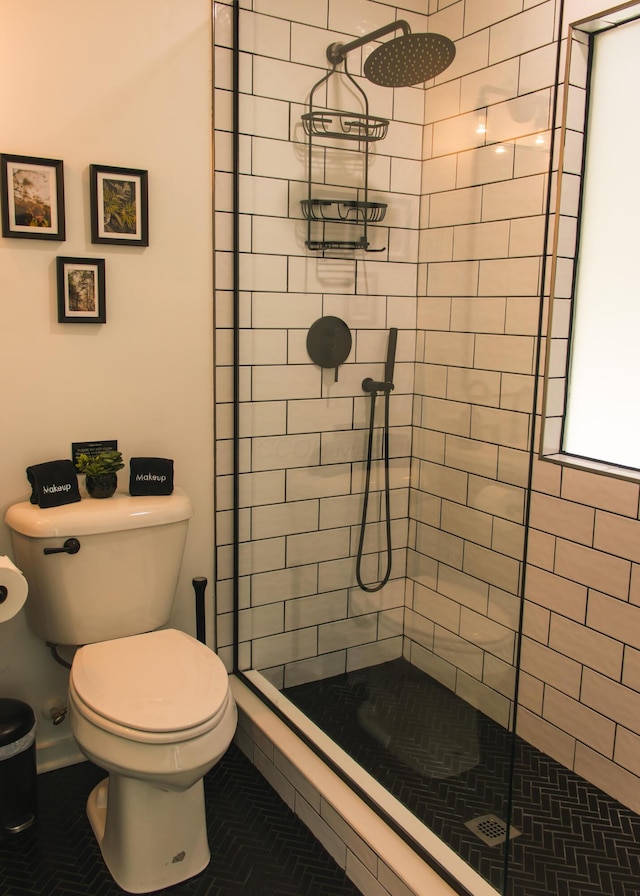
[1,154,65,240]
[90,164,148,246]
[56,257,106,324]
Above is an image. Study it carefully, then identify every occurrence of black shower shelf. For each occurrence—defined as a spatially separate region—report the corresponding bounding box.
[301,110,389,142]
[305,238,385,252]
[300,198,388,224]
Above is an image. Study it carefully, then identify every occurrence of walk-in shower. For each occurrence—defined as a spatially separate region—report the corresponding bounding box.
[219,2,640,894]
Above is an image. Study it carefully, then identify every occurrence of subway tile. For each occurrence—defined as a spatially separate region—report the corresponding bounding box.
[524,564,587,622]
[416,523,464,569]
[252,291,323,328]
[453,220,510,260]
[478,257,541,297]
[429,187,483,227]
[482,174,546,221]
[529,492,595,546]
[460,607,515,663]
[424,330,475,366]
[447,367,501,406]
[287,397,354,434]
[575,743,640,817]
[286,463,352,501]
[475,334,535,375]
[613,727,640,780]
[287,527,351,567]
[239,400,288,437]
[239,603,284,640]
[463,542,520,594]
[492,517,525,560]
[520,636,582,699]
[283,650,346,688]
[516,706,576,770]
[463,0,522,34]
[521,600,550,644]
[318,613,378,655]
[239,252,288,292]
[422,396,471,437]
[420,461,467,504]
[251,563,318,605]
[455,670,511,727]
[252,498,319,540]
[444,434,498,478]
[544,687,616,757]
[587,592,640,651]
[217,470,285,511]
[470,404,530,450]
[500,373,535,413]
[441,500,493,547]
[489,1,556,66]
[548,614,622,680]
[252,432,320,471]
[456,143,515,189]
[285,590,348,631]
[468,475,524,523]
[594,511,640,564]
[581,668,640,734]
[556,540,631,602]
[561,467,639,516]
[252,626,318,670]
[413,582,461,633]
[252,364,320,401]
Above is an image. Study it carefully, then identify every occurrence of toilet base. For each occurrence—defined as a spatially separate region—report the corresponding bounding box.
[87,774,210,893]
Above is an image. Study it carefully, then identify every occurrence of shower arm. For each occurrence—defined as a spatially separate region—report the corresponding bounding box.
[326,20,411,66]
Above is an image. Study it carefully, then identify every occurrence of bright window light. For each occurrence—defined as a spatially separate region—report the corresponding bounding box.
[563,17,640,470]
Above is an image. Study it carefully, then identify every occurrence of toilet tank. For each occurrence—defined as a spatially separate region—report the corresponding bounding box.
[4,489,193,646]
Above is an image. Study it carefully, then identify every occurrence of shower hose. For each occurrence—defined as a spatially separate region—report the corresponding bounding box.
[355,327,397,593]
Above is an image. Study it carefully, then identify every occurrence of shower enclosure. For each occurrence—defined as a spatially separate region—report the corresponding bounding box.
[214,1,640,894]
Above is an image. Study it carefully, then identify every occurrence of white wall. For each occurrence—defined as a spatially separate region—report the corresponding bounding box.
[0,0,213,767]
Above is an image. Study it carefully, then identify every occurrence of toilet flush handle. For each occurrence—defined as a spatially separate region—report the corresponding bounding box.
[43,537,81,556]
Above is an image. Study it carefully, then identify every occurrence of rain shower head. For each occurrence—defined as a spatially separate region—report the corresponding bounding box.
[326,20,455,88]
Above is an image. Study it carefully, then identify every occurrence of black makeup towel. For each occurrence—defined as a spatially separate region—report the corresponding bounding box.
[26,460,81,508]
[129,457,174,496]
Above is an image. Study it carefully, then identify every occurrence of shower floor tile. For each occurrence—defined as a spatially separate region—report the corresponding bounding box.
[283,658,640,896]
[0,742,363,896]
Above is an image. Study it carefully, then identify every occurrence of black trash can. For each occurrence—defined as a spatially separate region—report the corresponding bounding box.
[0,698,37,835]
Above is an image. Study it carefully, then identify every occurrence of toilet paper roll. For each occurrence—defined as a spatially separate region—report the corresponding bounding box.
[0,555,28,623]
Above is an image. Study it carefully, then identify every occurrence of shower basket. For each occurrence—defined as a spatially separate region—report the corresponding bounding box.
[301,61,388,254]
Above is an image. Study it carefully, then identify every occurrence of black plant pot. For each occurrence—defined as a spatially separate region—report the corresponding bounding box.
[85,473,117,499]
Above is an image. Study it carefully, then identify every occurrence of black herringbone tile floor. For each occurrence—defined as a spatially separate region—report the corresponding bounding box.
[284,658,640,896]
[0,743,362,896]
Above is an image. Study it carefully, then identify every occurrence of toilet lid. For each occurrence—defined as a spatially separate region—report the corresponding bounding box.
[70,629,229,733]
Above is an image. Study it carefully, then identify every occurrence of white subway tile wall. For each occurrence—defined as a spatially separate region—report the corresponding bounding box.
[214,0,640,814]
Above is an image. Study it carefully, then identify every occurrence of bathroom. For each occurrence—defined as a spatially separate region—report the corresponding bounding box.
[2,0,640,894]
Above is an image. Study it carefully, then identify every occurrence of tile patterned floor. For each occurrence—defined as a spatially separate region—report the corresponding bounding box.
[284,658,640,896]
[0,743,363,896]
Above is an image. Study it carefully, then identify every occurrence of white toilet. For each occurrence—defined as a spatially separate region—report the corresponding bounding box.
[5,489,237,894]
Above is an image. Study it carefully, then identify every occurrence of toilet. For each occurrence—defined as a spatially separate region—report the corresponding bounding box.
[5,489,237,894]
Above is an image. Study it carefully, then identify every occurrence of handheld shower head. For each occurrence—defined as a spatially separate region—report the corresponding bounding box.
[326,20,455,88]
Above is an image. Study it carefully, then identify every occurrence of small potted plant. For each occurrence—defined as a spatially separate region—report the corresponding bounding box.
[75,450,124,499]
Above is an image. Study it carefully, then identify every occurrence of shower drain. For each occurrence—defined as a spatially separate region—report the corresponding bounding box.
[465,813,521,847]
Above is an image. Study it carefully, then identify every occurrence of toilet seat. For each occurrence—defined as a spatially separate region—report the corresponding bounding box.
[70,629,230,743]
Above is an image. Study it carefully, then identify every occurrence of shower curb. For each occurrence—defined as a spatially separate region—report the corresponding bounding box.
[231,675,496,896]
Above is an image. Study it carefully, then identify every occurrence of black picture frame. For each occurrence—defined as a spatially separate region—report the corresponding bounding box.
[90,164,148,246]
[0,153,65,240]
[56,257,106,324]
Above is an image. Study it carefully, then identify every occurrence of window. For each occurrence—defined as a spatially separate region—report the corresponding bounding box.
[542,4,640,478]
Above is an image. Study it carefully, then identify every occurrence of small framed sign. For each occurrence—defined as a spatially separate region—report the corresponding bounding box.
[1,153,65,240]
[57,256,106,324]
[90,163,148,246]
